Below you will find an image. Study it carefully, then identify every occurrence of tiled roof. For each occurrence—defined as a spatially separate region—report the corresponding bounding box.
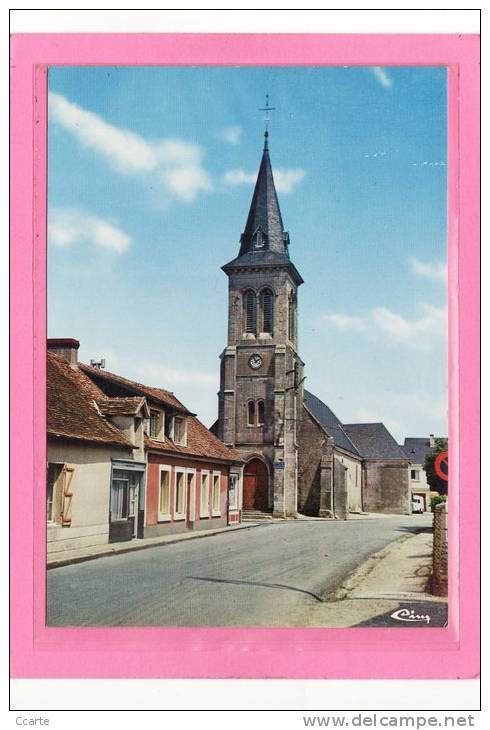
[402,437,438,465]
[79,364,192,415]
[146,417,243,463]
[304,390,361,457]
[77,358,240,462]
[97,396,147,417]
[343,423,409,460]
[47,352,133,449]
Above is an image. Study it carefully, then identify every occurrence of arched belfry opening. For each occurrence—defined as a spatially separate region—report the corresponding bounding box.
[243,458,270,511]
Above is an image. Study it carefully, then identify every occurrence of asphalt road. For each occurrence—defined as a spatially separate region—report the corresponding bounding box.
[47,514,432,627]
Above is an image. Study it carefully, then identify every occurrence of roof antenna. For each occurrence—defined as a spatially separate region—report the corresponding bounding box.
[259,93,276,150]
[90,358,106,370]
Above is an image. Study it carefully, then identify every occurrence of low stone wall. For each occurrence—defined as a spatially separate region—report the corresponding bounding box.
[432,501,448,597]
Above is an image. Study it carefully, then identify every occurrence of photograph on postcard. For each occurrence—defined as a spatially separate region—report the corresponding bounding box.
[45,65,448,628]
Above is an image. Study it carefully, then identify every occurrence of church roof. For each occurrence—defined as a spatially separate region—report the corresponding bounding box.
[304,390,361,457]
[401,437,437,465]
[222,134,303,285]
[343,423,409,460]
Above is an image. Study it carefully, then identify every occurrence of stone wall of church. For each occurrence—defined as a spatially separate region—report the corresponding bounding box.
[333,459,348,520]
[297,407,326,515]
[234,376,276,445]
[337,452,363,513]
[363,460,411,514]
[226,269,298,348]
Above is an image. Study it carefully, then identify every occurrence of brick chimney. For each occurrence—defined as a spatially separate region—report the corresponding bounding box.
[47,338,80,367]
[429,433,435,448]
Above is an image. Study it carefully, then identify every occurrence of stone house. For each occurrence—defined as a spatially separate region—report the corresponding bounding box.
[81,361,244,538]
[47,341,145,556]
[343,423,411,514]
[47,338,243,559]
[401,435,439,511]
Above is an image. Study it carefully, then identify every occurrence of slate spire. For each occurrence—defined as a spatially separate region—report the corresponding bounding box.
[222,130,303,285]
[238,132,288,257]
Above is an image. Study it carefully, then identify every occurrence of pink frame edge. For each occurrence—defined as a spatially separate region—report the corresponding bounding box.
[9,33,480,679]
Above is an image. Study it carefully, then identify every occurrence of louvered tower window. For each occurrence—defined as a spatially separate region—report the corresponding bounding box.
[260,289,274,334]
[244,290,257,334]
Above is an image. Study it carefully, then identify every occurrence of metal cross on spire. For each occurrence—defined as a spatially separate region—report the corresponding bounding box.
[259,93,276,148]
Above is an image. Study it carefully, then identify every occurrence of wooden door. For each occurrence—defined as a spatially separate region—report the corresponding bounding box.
[243,458,269,510]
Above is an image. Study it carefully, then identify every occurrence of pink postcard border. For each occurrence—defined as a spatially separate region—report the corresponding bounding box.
[10,33,480,679]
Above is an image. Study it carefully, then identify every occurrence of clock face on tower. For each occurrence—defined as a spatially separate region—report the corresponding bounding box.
[248,354,263,370]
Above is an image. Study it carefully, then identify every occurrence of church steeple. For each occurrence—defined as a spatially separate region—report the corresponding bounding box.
[238,133,287,257]
[222,133,303,285]
[217,112,305,518]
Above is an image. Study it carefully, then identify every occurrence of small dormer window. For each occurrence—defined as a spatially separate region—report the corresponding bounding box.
[252,227,268,251]
[149,410,159,438]
[172,416,187,446]
[148,409,165,440]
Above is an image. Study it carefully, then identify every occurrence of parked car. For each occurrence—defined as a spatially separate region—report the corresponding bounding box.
[411,495,424,514]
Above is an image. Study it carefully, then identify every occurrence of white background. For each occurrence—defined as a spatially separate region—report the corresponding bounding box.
[4,5,483,720]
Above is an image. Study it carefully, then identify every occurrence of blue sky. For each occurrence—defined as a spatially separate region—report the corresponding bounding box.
[48,65,447,441]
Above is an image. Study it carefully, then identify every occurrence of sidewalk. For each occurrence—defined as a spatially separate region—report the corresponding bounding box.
[299,528,448,628]
[47,521,264,569]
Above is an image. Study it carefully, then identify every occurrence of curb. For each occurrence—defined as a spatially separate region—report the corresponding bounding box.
[47,521,266,570]
[324,529,431,602]
[327,533,412,601]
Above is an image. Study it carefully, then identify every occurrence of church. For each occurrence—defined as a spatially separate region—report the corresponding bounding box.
[215,128,411,519]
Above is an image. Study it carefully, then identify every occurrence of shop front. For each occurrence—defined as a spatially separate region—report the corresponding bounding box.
[109,460,146,543]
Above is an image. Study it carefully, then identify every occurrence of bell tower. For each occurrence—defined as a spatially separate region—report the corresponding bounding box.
[217,127,304,517]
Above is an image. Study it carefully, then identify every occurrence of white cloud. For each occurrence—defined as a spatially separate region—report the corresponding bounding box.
[48,208,132,254]
[409,257,447,282]
[322,313,366,332]
[219,126,242,145]
[371,67,393,89]
[350,388,447,443]
[273,168,306,194]
[49,92,213,202]
[135,362,217,389]
[223,167,305,194]
[222,169,257,187]
[372,304,447,344]
[323,303,447,348]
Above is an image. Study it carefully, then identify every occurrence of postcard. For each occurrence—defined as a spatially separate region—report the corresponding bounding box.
[10,32,479,681]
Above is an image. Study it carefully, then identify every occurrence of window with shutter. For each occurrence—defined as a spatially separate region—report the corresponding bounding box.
[47,462,64,523]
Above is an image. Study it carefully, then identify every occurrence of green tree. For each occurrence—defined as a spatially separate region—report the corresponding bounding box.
[424,438,448,495]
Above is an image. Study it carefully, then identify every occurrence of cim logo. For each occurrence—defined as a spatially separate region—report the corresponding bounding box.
[390,608,431,625]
